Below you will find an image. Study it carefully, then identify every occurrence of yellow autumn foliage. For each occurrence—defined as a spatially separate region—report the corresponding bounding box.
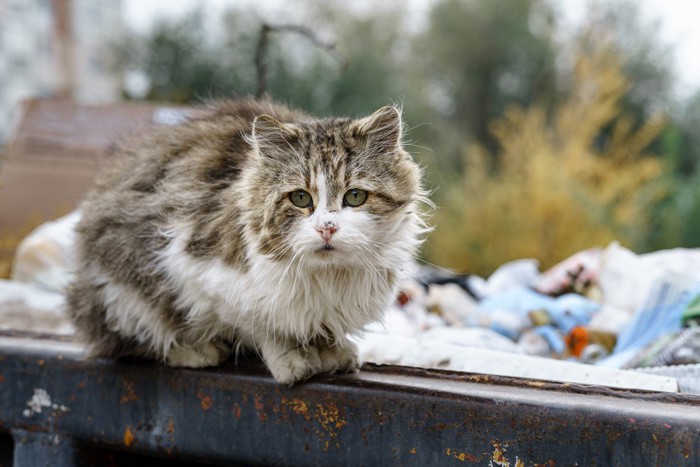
[424,47,667,276]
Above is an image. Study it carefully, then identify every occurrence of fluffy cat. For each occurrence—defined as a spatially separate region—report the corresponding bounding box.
[67,99,428,384]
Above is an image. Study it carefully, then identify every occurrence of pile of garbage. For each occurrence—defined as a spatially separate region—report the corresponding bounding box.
[358,242,700,392]
[2,211,700,392]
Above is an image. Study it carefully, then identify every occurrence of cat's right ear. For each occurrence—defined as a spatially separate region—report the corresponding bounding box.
[252,114,300,151]
[353,105,404,151]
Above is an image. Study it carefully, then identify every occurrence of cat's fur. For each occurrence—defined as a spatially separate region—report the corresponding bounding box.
[67,99,427,384]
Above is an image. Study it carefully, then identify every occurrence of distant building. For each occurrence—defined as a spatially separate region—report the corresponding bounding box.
[0,0,123,143]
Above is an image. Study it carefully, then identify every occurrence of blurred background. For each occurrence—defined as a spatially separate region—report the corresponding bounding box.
[2,0,700,277]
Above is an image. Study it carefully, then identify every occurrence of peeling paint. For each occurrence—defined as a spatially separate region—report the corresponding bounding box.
[22,388,69,418]
[491,442,508,466]
[445,447,478,462]
[489,443,532,467]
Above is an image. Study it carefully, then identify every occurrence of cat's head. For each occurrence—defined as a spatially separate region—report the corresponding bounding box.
[241,105,426,269]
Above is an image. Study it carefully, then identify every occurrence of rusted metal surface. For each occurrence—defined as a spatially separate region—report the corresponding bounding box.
[1,333,700,466]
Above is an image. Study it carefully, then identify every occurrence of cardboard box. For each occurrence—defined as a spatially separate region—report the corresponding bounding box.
[0,98,197,275]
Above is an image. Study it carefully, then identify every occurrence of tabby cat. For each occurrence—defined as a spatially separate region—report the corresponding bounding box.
[67,99,427,384]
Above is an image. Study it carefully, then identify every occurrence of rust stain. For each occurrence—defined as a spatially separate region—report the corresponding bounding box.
[254,395,267,422]
[652,433,666,452]
[314,402,347,439]
[120,381,139,404]
[468,375,491,383]
[283,399,347,449]
[489,443,537,467]
[123,426,134,447]
[166,419,175,433]
[285,398,311,421]
[492,442,509,466]
[254,395,264,411]
[232,403,242,419]
[0,374,4,384]
[37,359,45,366]
[196,392,214,410]
[445,448,478,463]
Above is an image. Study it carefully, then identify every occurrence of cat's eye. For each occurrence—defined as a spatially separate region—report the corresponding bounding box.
[289,190,313,208]
[343,189,368,207]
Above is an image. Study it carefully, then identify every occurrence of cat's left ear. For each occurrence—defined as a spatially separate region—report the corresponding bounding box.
[252,114,300,151]
[354,106,403,150]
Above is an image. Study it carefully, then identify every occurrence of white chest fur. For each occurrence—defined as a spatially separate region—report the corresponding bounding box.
[157,223,396,347]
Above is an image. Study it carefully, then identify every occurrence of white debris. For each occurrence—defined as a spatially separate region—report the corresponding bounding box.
[597,241,700,318]
[0,279,74,334]
[426,283,479,325]
[480,258,540,298]
[11,210,80,294]
[357,333,678,392]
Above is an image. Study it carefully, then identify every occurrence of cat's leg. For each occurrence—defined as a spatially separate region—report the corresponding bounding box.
[166,341,231,368]
[259,338,323,384]
[317,337,360,374]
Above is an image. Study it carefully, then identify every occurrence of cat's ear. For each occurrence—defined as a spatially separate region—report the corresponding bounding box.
[252,114,299,150]
[354,106,403,149]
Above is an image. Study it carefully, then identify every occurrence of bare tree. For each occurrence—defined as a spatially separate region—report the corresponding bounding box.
[254,23,348,98]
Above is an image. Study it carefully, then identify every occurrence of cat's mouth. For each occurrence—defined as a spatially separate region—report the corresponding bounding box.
[316,244,336,253]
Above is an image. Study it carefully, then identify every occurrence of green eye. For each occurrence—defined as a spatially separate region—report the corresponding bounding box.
[343,189,368,207]
[289,190,313,208]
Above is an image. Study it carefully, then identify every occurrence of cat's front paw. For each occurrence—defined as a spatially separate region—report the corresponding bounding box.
[319,341,359,374]
[166,341,231,368]
[267,347,322,385]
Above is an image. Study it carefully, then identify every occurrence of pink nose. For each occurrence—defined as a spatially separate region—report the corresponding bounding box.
[317,226,337,242]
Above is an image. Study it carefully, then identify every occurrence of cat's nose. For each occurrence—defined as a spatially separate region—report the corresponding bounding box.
[316,225,338,242]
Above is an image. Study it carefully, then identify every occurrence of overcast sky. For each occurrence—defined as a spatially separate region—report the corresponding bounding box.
[123,0,700,99]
